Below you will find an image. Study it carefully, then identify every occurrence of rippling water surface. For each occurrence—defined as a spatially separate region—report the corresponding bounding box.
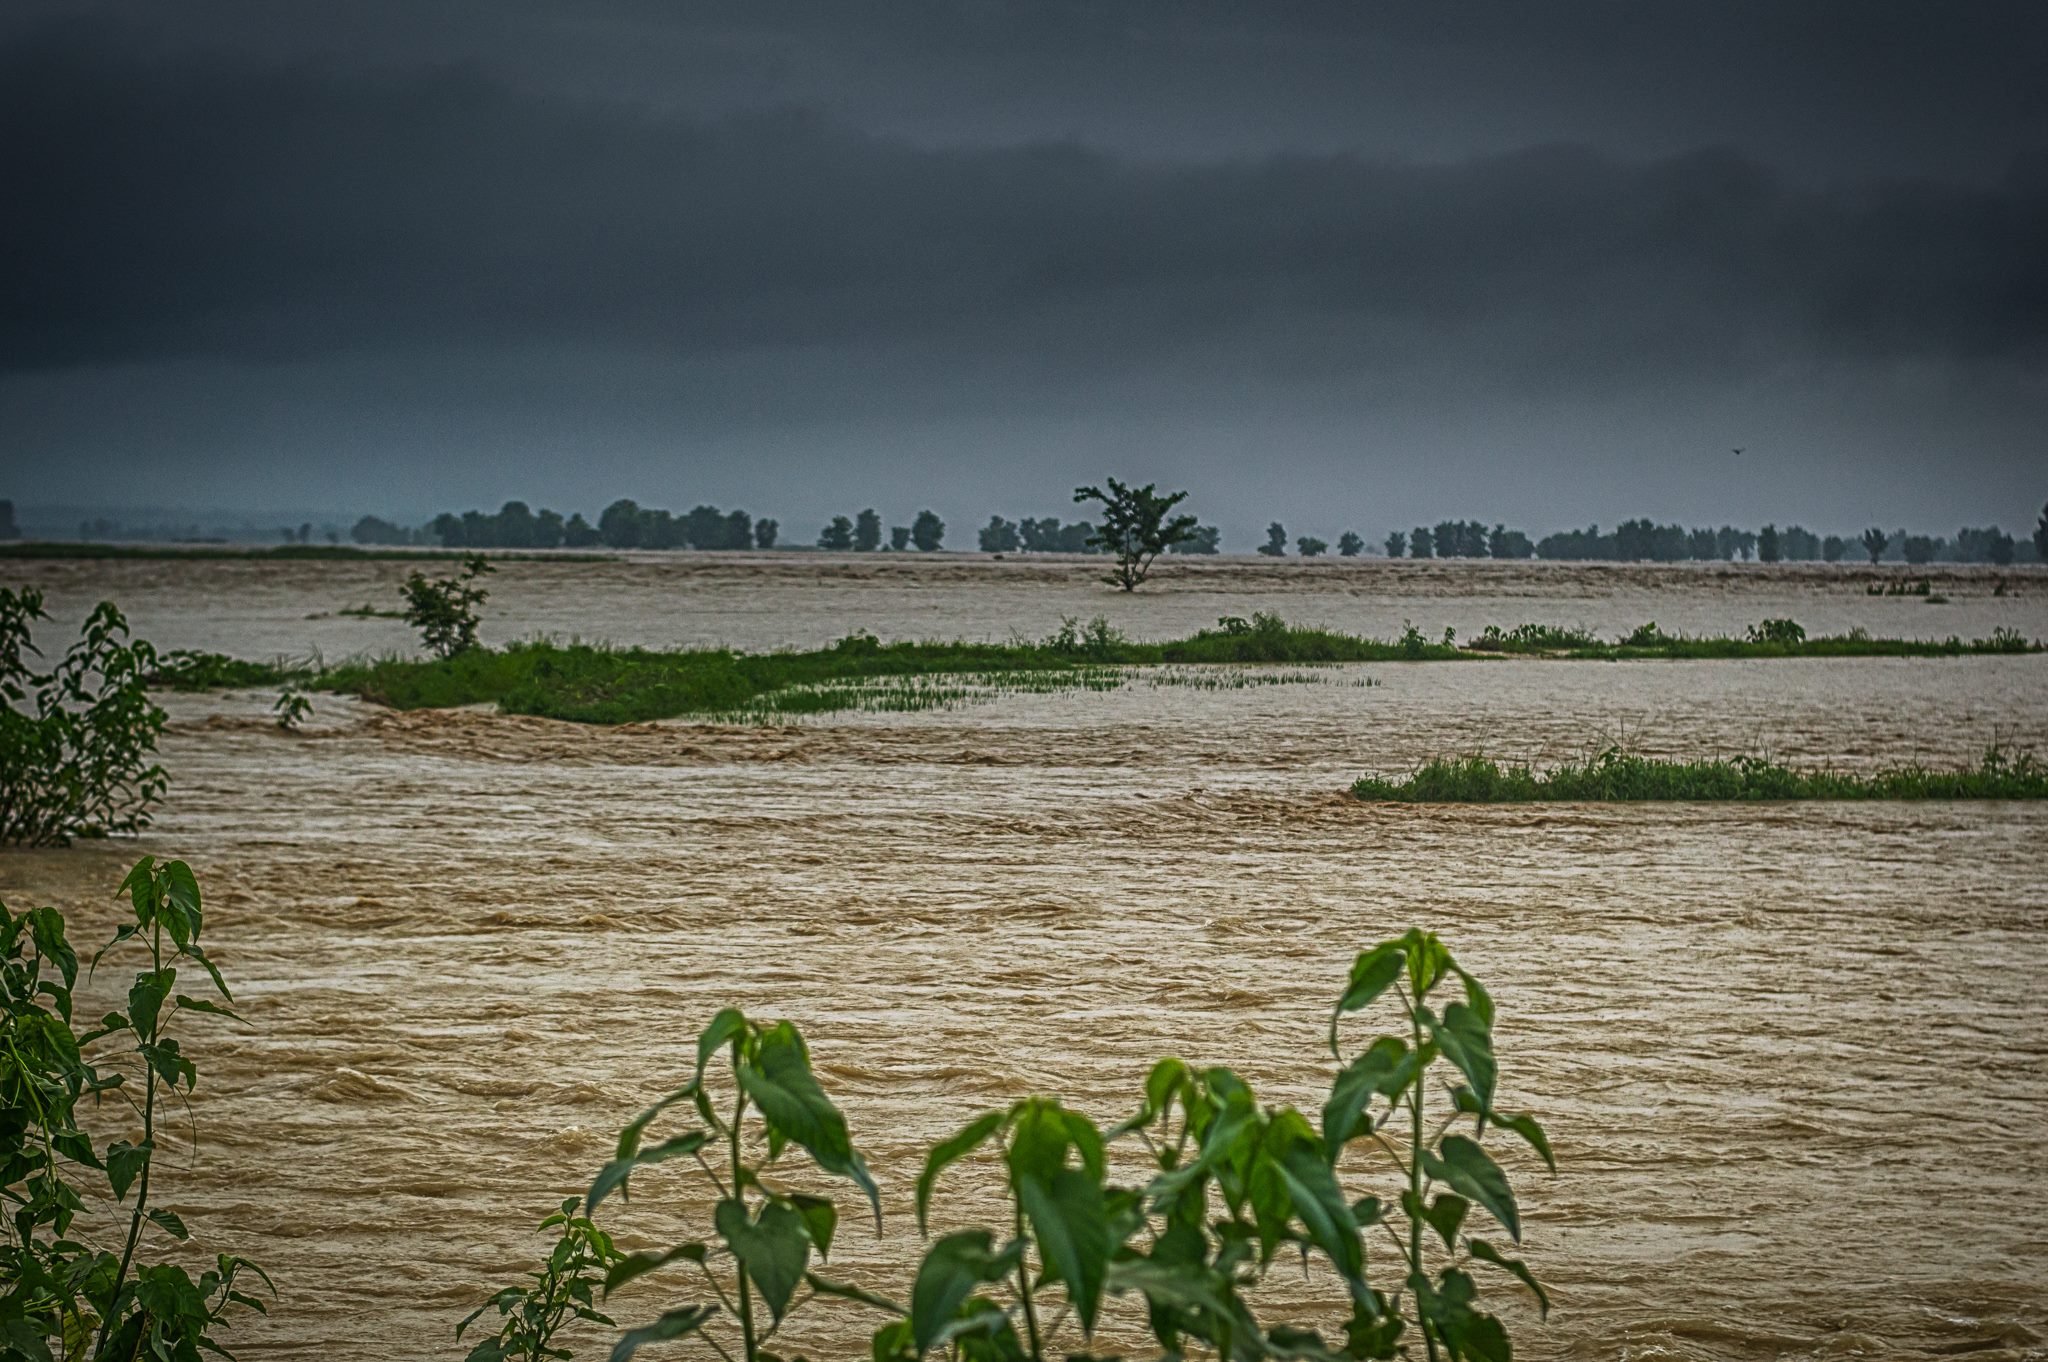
[2,555,2044,1360]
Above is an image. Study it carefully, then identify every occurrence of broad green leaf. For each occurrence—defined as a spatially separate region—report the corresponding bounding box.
[128,968,174,1040]
[173,994,247,1025]
[1003,1098,1071,1188]
[107,1139,152,1201]
[587,1130,708,1212]
[1018,1168,1111,1335]
[1489,1111,1555,1173]
[1274,1139,1365,1294]
[610,1305,716,1361]
[716,1197,810,1323]
[27,906,77,989]
[613,1086,698,1164]
[737,1022,881,1224]
[787,1192,838,1259]
[602,1243,706,1298]
[1404,931,1451,997]
[1321,1036,1409,1159]
[804,1271,905,1316]
[145,1208,189,1241]
[1122,1057,1193,1137]
[916,1110,1004,1234]
[162,861,202,934]
[1468,1239,1550,1319]
[909,1231,1022,1353]
[1331,942,1405,1052]
[1428,1002,1497,1112]
[1422,1193,1468,1252]
[1424,1135,1520,1242]
[1059,1108,1106,1184]
[695,1007,748,1089]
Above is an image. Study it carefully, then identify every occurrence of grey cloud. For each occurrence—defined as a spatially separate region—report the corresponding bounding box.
[5,22,2044,392]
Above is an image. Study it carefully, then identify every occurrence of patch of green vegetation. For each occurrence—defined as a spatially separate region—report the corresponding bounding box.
[1464,622,1603,653]
[0,541,611,562]
[1351,747,2048,802]
[148,650,313,691]
[149,609,2041,724]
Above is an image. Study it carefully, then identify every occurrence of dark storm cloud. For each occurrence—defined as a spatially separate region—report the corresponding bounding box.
[4,21,2044,387]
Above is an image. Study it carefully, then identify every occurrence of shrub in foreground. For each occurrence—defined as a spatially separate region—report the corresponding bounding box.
[466,931,1552,1360]
[1,587,167,847]
[0,858,269,1358]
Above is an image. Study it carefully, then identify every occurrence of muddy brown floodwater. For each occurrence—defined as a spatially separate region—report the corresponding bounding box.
[3,554,2046,1361]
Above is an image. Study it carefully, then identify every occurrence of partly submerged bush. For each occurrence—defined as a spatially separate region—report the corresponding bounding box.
[469,933,1552,1360]
[0,857,270,1358]
[1,587,167,847]
[402,553,494,658]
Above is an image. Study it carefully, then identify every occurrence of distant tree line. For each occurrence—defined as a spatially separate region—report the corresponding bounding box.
[318,494,2048,565]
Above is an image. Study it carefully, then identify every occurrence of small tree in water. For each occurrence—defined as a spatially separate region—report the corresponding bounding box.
[1259,522,1288,557]
[1072,478,1199,590]
[401,553,493,658]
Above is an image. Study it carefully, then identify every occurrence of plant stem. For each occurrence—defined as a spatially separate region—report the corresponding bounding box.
[1408,998,1441,1362]
[1014,1199,1044,1361]
[730,1080,756,1362]
[94,916,163,1362]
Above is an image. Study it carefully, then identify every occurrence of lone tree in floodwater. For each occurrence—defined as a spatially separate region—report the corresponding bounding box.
[1259,522,1288,557]
[1073,478,1199,590]
[1861,526,1889,563]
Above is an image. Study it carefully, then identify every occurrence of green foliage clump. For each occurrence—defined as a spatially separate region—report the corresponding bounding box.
[1465,624,1602,653]
[0,858,270,1359]
[1,588,167,847]
[1745,618,1806,646]
[1351,747,2048,802]
[459,1199,624,1362]
[401,553,494,658]
[272,686,312,731]
[464,935,1550,1361]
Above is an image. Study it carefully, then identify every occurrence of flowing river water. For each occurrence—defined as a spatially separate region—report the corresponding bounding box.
[3,554,2045,1360]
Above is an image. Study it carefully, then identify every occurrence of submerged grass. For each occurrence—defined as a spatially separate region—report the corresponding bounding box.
[146,609,2042,723]
[1351,747,2048,802]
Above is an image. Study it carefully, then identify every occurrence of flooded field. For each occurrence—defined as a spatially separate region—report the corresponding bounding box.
[3,555,2046,1360]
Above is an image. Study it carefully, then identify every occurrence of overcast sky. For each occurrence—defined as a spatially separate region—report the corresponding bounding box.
[2,1,2044,542]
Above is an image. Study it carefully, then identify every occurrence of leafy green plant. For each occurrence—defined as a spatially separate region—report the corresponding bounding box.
[400,553,494,658]
[1072,479,1198,591]
[1,587,167,847]
[582,1010,884,1361]
[460,1199,624,1361]
[0,857,270,1360]
[272,687,312,731]
[871,934,1551,1361]
[1745,618,1806,645]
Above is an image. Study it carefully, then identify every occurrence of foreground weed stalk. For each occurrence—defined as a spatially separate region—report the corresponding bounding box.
[0,858,269,1361]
